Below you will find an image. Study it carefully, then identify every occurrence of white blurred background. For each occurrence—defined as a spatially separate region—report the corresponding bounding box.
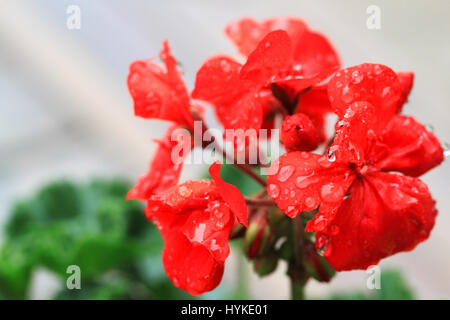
[0,0,449,299]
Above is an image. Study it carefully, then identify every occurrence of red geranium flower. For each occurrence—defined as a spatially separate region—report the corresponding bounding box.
[145,161,247,295]
[127,41,206,200]
[193,17,341,147]
[267,63,444,271]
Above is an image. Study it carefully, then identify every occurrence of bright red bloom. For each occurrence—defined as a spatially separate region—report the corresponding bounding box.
[127,40,195,129]
[126,125,192,201]
[267,64,444,271]
[281,113,318,152]
[193,17,341,146]
[145,161,247,295]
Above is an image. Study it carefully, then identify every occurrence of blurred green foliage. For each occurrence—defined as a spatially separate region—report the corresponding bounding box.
[0,179,200,299]
[0,173,415,300]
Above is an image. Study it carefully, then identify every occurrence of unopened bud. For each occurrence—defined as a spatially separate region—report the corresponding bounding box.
[304,242,336,282]
[244,213,272,259]
[253,252,278,277]
[281,113,318,152]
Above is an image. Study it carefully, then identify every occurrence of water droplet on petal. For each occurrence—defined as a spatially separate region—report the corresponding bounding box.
[374,65,382,75]
[321,183,344,202]
[318,156,332,168]
[351,70,363,84]
[215,220,224,230]
[443,142,450,157]
[220,59,231,73]
[381,86,392,98]
[341,86,354,104]
[327,150,336,162]
[268,184,280,199]
[295,173,319,189]
[178,185,192,197]
[304,196,317,210]
[278,165,295,182]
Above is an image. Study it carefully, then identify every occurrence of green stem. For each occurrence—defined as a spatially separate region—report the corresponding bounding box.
[290,214,308,300]
[291,280,306,300]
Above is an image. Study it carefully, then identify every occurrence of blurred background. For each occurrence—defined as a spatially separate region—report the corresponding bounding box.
[0,0,449,299]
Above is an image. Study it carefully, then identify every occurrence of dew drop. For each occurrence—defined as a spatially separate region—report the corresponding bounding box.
[382,86,391,99]
[341,86,354,104]
[178,185,192,197]
[295,173,318,189]
[320,183,344,202]
[215,220,224,230]
[443,142,450,157]
[327,150,336,162]
[313,215,328,231]
[304,196,317,210]
[316,234,329,248]
[278,165,295,182]
[220,59,231,73]
[268,184,280,199]
[374,65,382,75]
[318,156,332,168]
[351,70,363,84]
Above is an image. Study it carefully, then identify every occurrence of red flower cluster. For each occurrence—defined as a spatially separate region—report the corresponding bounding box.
[126,16,444,295]
[267,64,443,270]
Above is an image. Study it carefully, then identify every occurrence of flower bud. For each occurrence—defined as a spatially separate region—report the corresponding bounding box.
[244,212,272,259]
[281,113,318,152]
[304,242,336,282]
[253,252,278,277]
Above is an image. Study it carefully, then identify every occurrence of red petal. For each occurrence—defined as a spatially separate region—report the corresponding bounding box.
[127,41,194,127]
[180,200,233,263]
[313,173,437,271]
[147,180,221,216]
[192,56,244,106]
[396,71,414,112]
[295,86,332,143]
[328,63,402,123]
[161,232,225,295]
[240,30,292,85]
[292,31,340,77]
[192,56,263,132]
[281,113,318,152]
[127,125,191,201]
[331,101,378,165]
[375,115,444,177]
[209,161,248,227]
[225,17,309,57]
[267,151,355,218]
